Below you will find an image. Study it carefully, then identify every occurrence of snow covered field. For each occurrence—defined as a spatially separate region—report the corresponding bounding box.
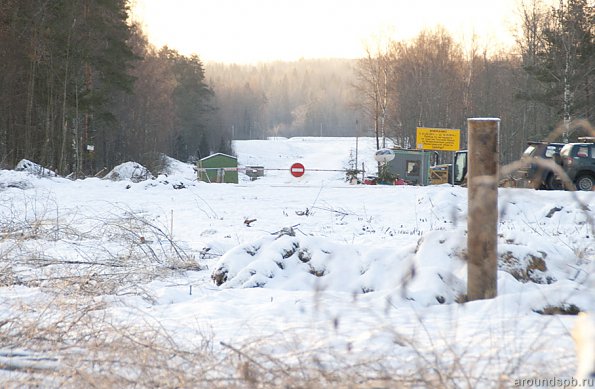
[1,137,594,388]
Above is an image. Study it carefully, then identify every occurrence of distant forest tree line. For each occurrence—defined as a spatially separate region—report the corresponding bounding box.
[206,59,360,140]
[0,0,592,175]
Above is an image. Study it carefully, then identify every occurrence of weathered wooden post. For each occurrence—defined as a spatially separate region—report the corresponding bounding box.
[467,118,499,301]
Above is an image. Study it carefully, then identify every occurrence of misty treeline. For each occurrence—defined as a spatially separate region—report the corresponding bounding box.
[206,59,360,140]
[0,0,226,176]
[1,0,593,176]
[209,0,592,164]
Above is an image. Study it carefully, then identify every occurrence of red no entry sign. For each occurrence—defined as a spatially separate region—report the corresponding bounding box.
[290,162,305,177]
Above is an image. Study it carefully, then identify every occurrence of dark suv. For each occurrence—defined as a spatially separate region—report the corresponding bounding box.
[559,141,595,191]
[518,142,565,189]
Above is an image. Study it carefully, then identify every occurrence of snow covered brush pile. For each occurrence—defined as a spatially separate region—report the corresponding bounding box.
[212,225,592,311]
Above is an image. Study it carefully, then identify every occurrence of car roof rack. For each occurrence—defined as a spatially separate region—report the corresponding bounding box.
[577,136,595,143]
[526,141,564,145]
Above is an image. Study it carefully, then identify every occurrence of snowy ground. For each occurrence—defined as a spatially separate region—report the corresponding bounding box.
[0,137,594,388]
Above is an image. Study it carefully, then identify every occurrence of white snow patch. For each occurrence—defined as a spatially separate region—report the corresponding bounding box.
[104,161,154,182]
[15,159,57,177]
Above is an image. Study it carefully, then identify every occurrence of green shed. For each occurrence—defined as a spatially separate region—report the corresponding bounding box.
[196,153,238,183]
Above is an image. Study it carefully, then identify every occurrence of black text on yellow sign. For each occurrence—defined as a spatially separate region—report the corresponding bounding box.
[416,127,461,151]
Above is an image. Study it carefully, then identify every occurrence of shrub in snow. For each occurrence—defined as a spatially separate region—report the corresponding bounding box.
[104,161,154,182]
[498,234,579,285]
[500,252,553,284]
[211,227,591,308]
[210,231,356,291]
[15,159,57,177]
[211,228,469,306]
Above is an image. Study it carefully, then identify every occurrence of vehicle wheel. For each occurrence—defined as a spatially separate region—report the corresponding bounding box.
[575,174,595,191]
[546,173,563,190]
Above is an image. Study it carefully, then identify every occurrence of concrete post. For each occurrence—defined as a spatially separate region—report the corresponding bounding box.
[467,118,500,301]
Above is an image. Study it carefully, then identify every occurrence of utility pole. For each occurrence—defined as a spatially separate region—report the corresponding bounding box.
[355,120,359,170]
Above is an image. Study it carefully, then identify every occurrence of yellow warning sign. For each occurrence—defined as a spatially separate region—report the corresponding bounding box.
[416,127,461,151]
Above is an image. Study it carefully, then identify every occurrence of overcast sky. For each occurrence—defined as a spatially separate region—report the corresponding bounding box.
[131,0,541,64]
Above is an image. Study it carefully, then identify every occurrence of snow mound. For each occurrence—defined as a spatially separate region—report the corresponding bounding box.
[160,155,196,179]
[104,162,154,182]
[212,228,366,292]
[15,159,57,177]
[0,170,34,190]
[211,229,467,305]
[212,228,592,308]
